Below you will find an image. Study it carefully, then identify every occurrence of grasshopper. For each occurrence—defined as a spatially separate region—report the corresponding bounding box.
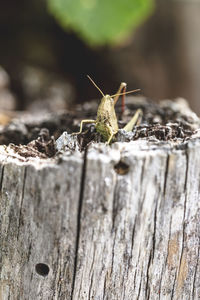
[74,76,142,144]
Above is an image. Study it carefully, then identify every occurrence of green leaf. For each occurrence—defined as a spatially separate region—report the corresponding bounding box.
[47,0,155,46]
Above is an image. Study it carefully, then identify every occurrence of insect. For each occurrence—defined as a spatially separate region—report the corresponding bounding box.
[74,76,142,144]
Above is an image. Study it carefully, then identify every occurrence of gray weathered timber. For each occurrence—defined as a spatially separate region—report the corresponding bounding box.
[0,104,200,299]
[0,149,83,299]
[72,140,200,300]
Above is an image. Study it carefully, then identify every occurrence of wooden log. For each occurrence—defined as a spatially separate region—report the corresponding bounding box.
[0,151,84,299]
[0,98,200,299]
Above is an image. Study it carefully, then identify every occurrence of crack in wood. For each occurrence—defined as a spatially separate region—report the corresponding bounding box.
[163,154,169,196]
[136,265,143,300]
[140,157,146,188]
[191,233,200,299]
[71,148,88,300]
[111,176,118,232]
[130,220,136,263]
[17,166,27,241]
[173,149,189,298]
[102,274,107,300]
[110,232,117,278]
[87,243,96,296]
[145,249,152,299]
[184,147,189,193]
[159,175,173,297]
[0,165,4,192]
[158,264,164,300]
[55,248,62,299]
[171,270,177,300]
[152,191,159,262]
[166,215,173,267]
[88,271,94,300]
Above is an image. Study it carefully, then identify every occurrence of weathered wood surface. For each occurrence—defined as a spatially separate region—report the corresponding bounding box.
[0,151,83,299]
[72,140,200,300]
[0,100,200,299]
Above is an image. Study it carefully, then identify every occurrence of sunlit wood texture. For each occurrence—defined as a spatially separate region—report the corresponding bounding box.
[0,102,200,299]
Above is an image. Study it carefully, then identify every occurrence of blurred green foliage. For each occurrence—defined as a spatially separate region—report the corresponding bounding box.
[47,0,155,46]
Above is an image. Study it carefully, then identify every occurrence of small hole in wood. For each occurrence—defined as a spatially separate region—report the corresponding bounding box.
[114,161,129,175]
[35,263,50,277]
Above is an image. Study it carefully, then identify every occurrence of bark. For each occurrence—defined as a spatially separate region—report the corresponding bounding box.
[0,101,200,299]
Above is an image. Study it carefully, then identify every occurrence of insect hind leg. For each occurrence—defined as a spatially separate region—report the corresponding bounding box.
[113,82,127,105]
[123,109,143,132]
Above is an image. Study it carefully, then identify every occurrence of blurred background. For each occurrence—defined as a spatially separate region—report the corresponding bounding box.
[0,0,200,114]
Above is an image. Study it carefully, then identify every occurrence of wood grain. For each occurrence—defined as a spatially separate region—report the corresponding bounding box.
[0,100,200,299]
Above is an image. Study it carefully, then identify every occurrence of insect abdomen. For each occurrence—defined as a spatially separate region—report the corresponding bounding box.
[95,122,111,141]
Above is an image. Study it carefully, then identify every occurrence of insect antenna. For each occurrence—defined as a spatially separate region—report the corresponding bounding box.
[111,88,141,98]
[87,75,105,97]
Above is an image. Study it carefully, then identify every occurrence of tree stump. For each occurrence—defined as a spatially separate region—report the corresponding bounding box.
[0,97,200,299]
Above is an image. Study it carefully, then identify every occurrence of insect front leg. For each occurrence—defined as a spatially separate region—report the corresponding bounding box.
[106,126,118,145]
[73,119,96,135]
[123,109,143,132]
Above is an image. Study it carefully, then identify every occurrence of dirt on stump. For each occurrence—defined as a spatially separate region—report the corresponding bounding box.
[0,97,199,157]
